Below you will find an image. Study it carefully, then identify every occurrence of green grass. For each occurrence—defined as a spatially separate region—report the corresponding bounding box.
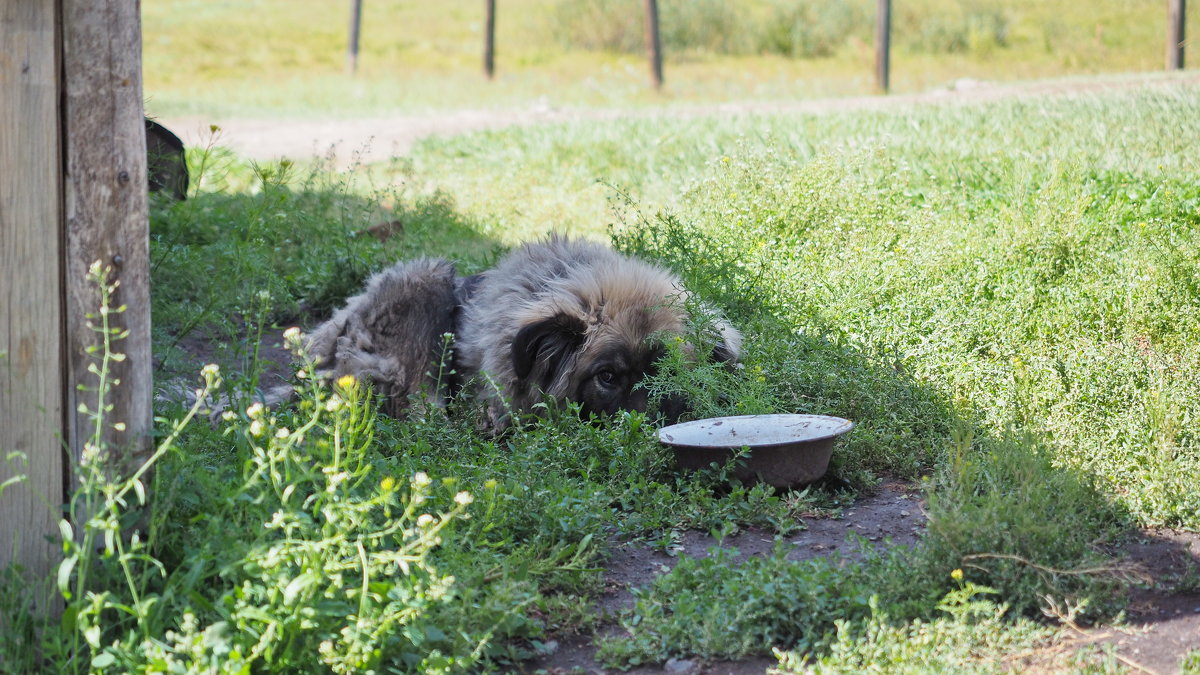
[141,0,1196,118]
[3,80,1199,671]
[410,85,1200,530]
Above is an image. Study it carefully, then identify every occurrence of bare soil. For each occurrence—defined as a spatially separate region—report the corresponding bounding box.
[161,72,1200,169]
[1087,530,1200,674]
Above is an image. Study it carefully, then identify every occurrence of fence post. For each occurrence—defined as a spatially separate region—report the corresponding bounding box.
[1,0,151,604]
[1167,0,1186,69]
[61,0,153,486]
[876,0,892,93]
[348,0,364,73]
[1,0,66,591]
[484,0,496,79]
[644,0,663,90]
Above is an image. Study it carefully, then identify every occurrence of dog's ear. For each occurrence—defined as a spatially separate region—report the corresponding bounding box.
[511,314,587,384]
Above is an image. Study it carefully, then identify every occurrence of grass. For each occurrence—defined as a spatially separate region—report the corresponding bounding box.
[3,74,1199,672]
[407,85,1200,530]
[141,0,1196,118]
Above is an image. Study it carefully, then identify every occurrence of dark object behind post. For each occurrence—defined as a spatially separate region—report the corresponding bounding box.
[1167,0,1186,69]
[876,0,891,93]
[145,118,189,200]
[644,0,663,90]
[348,0,364,73]
[484,0,496,78]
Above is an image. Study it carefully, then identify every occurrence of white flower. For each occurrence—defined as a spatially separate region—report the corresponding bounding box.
[246,402,265,418]
[454,491,474,506]
[283,326,302,342]
[201,363,220,378]
[221,410,237,422]
[324,394,343,412]
[249,419,265,437]
[275,427,290,439]
[412,472,431,488]
[416,514,435,528]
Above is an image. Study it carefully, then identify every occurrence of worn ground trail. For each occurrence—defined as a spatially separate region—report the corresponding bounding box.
[162,72,1200,169]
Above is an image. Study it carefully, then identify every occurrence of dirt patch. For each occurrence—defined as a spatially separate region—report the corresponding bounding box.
[1093,530,1200,674]
[161,73,1200,170]
[155,326,298,407]
[523,481,926,674]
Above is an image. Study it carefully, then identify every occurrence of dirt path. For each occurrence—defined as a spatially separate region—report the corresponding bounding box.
[162,72,1200,169]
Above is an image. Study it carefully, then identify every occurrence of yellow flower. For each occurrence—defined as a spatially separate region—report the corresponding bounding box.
[380,476,396,491]
[337,374,357,389]
[951,568,964,581]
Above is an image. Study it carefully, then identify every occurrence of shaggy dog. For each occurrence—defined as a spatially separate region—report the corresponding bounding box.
[303,237,740,429]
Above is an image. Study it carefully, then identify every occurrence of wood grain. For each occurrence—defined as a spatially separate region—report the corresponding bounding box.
[61,0,152,474]
[0,0,66,578]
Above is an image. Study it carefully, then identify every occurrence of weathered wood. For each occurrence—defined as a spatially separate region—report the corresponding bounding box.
[876,0,892,93]
[61,0,153,474]
[348,0,364,73]
[1167,0,1186,69]
[483,0,496,79]
[644,0,663,90]
[0,0,66,579]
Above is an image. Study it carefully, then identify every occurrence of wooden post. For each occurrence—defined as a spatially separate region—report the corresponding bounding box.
[1,0,67,583]
[348,0,364,73]
[1167,0,1186,69]
[62,0,153,474]
[876,0,892,93]
[484,0,496,79]
[644,0,663,90]
[1,0,151,586]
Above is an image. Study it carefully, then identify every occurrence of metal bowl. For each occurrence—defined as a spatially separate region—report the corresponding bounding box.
[658,414,854,488]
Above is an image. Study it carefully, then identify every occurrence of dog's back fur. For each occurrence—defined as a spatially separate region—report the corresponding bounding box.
[305,258,460,416]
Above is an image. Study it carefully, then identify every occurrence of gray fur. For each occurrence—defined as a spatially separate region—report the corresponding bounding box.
[303,237,741,428]
[305,257,459,417]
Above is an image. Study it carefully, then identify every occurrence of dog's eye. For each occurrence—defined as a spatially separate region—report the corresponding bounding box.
[595,370,617,387]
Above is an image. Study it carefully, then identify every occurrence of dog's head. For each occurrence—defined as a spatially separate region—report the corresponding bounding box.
[508,263,740,422]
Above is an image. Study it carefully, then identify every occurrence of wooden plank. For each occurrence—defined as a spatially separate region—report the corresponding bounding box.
[61,0,152,474]
[0,0,66,578]
[644,0,662,90]
[876,0,892,93]
[1167,0,1186,69]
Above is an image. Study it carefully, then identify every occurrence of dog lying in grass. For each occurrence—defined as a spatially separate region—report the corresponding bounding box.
[302,236,741,430]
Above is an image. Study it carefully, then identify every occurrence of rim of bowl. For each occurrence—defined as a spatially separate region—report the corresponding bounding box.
[657,414,855,450]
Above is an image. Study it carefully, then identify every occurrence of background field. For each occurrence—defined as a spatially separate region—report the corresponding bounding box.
[142,0,1197,117]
